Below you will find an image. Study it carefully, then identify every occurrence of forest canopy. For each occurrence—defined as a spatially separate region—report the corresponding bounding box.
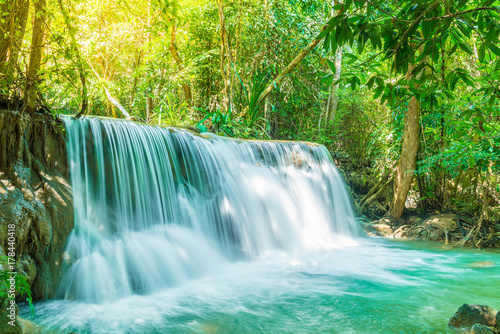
[1,0,500,226]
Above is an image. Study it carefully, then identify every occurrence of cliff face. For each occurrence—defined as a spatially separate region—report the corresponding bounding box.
[0,110,74,300]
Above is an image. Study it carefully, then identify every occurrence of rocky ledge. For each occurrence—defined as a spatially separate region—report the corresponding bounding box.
[0,110,74,332]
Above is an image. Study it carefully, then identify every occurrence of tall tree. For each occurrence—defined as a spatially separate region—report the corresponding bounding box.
[169,22,192,107]
[320,0,500,219]
[325,0,342,122]
[23,0,47,114]
[216,0,231,112]
[390,63,420,219]
[57,0,88,114]
[0,0,29,104]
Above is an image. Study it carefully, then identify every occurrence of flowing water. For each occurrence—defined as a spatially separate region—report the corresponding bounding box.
[20,117,500,333]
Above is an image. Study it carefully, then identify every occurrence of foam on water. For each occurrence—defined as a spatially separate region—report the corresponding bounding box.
[21,117,500,334]
[60,116,360,304]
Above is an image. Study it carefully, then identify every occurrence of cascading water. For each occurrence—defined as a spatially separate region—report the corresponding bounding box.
[61,116,361,304]
[21,116,500,334]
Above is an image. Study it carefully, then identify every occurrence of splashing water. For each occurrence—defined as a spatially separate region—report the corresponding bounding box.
[20,117,500,334]
[60,116,361,303]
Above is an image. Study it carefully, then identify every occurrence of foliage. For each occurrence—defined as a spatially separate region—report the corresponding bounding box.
[2,0,500,222]
[0,256,34,315]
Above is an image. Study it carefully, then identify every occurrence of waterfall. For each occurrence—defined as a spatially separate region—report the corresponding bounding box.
[60,116,361,303]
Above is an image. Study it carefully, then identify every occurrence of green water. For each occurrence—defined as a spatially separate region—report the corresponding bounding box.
[21,238,500,334]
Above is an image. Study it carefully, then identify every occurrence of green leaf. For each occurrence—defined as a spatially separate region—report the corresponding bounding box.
[350,76,357,90]
[373,86,384,100]
[458,43,474,55]
[366,76,376,89]
[487,43,500,56]
[478,43,486,63]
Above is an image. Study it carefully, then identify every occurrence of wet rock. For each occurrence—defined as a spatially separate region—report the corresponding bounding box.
[0,110,74,300]
[470,323,496,334]
[467,261,496,268]
[497,311,500,330]
[0,297,22,334]
[449,304,498,329]
[364,218,394,237]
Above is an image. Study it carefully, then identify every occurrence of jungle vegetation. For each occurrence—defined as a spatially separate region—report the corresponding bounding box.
[1,0,500,226]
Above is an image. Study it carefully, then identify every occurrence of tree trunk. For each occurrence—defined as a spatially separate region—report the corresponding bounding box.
[390,64,421,220]
[168,22,192,107]
[217,0,231,112]
[326,47,342,121]
[325,0,343,122]
[0,0,29,103]
[23,0,47,115]
[146,94,152,123]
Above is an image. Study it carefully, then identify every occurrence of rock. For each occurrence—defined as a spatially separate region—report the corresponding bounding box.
[467,261,496,268]
[0,298,22,334]
[470,323,495,334]
[449,304,498,329]
[424,214,459,230]
[497,311,500,330]
[353,201,363,216]
[0,110,74,300]
[18,317,44,333]
[364,218,394,237]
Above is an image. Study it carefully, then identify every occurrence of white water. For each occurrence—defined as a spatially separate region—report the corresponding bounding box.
[60,117,361,304]
[20,117,500,334]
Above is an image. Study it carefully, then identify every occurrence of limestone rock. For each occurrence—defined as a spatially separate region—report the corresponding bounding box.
[0,110,74,300]
[470,323,496,334]
[449,304,498,329]
[0,298,22,334]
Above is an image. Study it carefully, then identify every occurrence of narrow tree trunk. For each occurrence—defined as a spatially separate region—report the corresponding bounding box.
[146,95,152,123]
[390,64,421,220]
[23,0,47,115]
[0,0,15,67]
[105,88,131,119]
[0,0,29,102]
[325,0,343,122]
[326,47,342,121]
[131,50,142,104]
[217,0,231,112]
[58,0,88,114]
[168,22,192,107]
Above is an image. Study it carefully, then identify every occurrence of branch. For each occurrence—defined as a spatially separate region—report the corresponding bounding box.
[359,0,411,22]
[390,0,441,59]
[255,23,333,106]
[105,88,131,119]
[88,62,131,119]
[423,7,500,21]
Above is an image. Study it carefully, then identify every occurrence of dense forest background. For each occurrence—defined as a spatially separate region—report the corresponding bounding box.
[1,0,500,240]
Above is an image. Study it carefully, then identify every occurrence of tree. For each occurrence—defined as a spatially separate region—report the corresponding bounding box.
[23,0,47,115]
[0,0,29,105]
[319,0,500,219]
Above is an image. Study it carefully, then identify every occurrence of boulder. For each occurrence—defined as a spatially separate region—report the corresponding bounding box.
[470,323,495,334]
[449,304,497,329]
[0,110,74,300]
